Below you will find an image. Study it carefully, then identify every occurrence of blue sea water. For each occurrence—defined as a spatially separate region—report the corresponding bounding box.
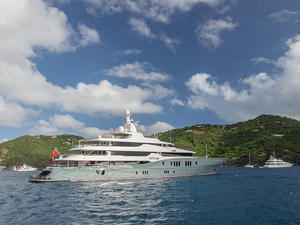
[0,167,299,225]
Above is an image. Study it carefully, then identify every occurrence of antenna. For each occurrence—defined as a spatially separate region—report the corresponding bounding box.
[205,143,208,159]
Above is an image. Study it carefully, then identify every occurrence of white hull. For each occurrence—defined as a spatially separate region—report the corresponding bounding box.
[13,164,38,171]
[262,164,293,168]
[244,164,254,168]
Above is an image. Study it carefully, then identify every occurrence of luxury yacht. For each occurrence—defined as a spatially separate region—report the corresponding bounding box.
[261,151,293,168]
[29,110,227,182]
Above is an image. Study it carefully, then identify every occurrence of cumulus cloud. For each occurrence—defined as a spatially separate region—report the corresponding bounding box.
[29,114,104,138]
[139,121,174,136]
[85,0,221,23]
[77,23,100,47]
[142,83,175,100]
[129,18,156,38]
[269,9,299,22]
[195,18,238,48]
[186,35,300,122]
[0,97,30,127]
[104,61,170,82]
[170,98,184,106]
[0,0,166,127]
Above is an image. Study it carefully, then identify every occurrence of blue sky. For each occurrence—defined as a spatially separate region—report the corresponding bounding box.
[1,0,300,141]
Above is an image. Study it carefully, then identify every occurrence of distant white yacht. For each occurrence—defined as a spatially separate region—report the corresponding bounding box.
[13,164,38,171]
[0,166,6,171]
[29,110,227,183]
[244,153,254,168]
[261,151,293,168]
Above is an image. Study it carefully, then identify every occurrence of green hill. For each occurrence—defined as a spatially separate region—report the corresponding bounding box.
[1,115,299,169]
[0,134,83,169]
[157,115,300,166]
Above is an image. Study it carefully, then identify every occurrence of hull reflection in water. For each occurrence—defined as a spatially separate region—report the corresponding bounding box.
[30,110,227,183]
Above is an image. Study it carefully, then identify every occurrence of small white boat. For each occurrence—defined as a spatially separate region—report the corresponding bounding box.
[261,151,293,168]
[244,153,254,168]
[13,164,38,171]
[0,166,6,171]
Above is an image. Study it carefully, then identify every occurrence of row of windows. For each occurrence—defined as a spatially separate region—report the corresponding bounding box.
[171,161,181,167]
[164,170,176,174]
[136,171,149,175]
[162,160,198,167]
[185,161,192,166]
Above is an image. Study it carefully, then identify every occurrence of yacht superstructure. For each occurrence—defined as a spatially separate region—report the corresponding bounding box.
[261,151,293,168]
[29,110,227,182]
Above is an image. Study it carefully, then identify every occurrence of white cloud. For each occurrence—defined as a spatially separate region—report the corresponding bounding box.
[139,121,174,136]
[195,18,238,48]
[0,97,30,127]
[160,34,180,52]
[118,48,142,55]
[78,24,100,47]
[186,35,300,122]
[0,138,8,143]
[251,57,274,65]
[85,0,221,23]
[170,98,184,106]
[29,114,104,138]
[104,61,170,82]
[49,114,85,129]
[129,18,156,38]
[185,73,218,96]
[128,18,180,51]
[29,119,64,136]
[269,9,299,22]
[142,83,175,99]
[0,0,166,128]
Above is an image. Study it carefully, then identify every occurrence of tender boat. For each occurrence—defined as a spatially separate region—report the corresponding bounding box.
[261,151,293,168]
[29,110,227,182]
[13,164,38,171]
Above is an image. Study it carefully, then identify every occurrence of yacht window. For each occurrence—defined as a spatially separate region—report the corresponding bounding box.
[170,161,172,166]
[196,161,197,165]
[102,170,105,175]
[136,171,138,175]
[162,162,164,166]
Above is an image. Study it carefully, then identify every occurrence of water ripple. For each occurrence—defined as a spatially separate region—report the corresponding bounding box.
[0,167,300,225]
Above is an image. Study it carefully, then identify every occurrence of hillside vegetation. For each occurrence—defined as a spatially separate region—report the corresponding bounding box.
[0,135,82,168]
[0,115,300,168]
[157,115,300,166]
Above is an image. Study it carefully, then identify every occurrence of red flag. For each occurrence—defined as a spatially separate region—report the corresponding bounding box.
[52,148,59,164]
